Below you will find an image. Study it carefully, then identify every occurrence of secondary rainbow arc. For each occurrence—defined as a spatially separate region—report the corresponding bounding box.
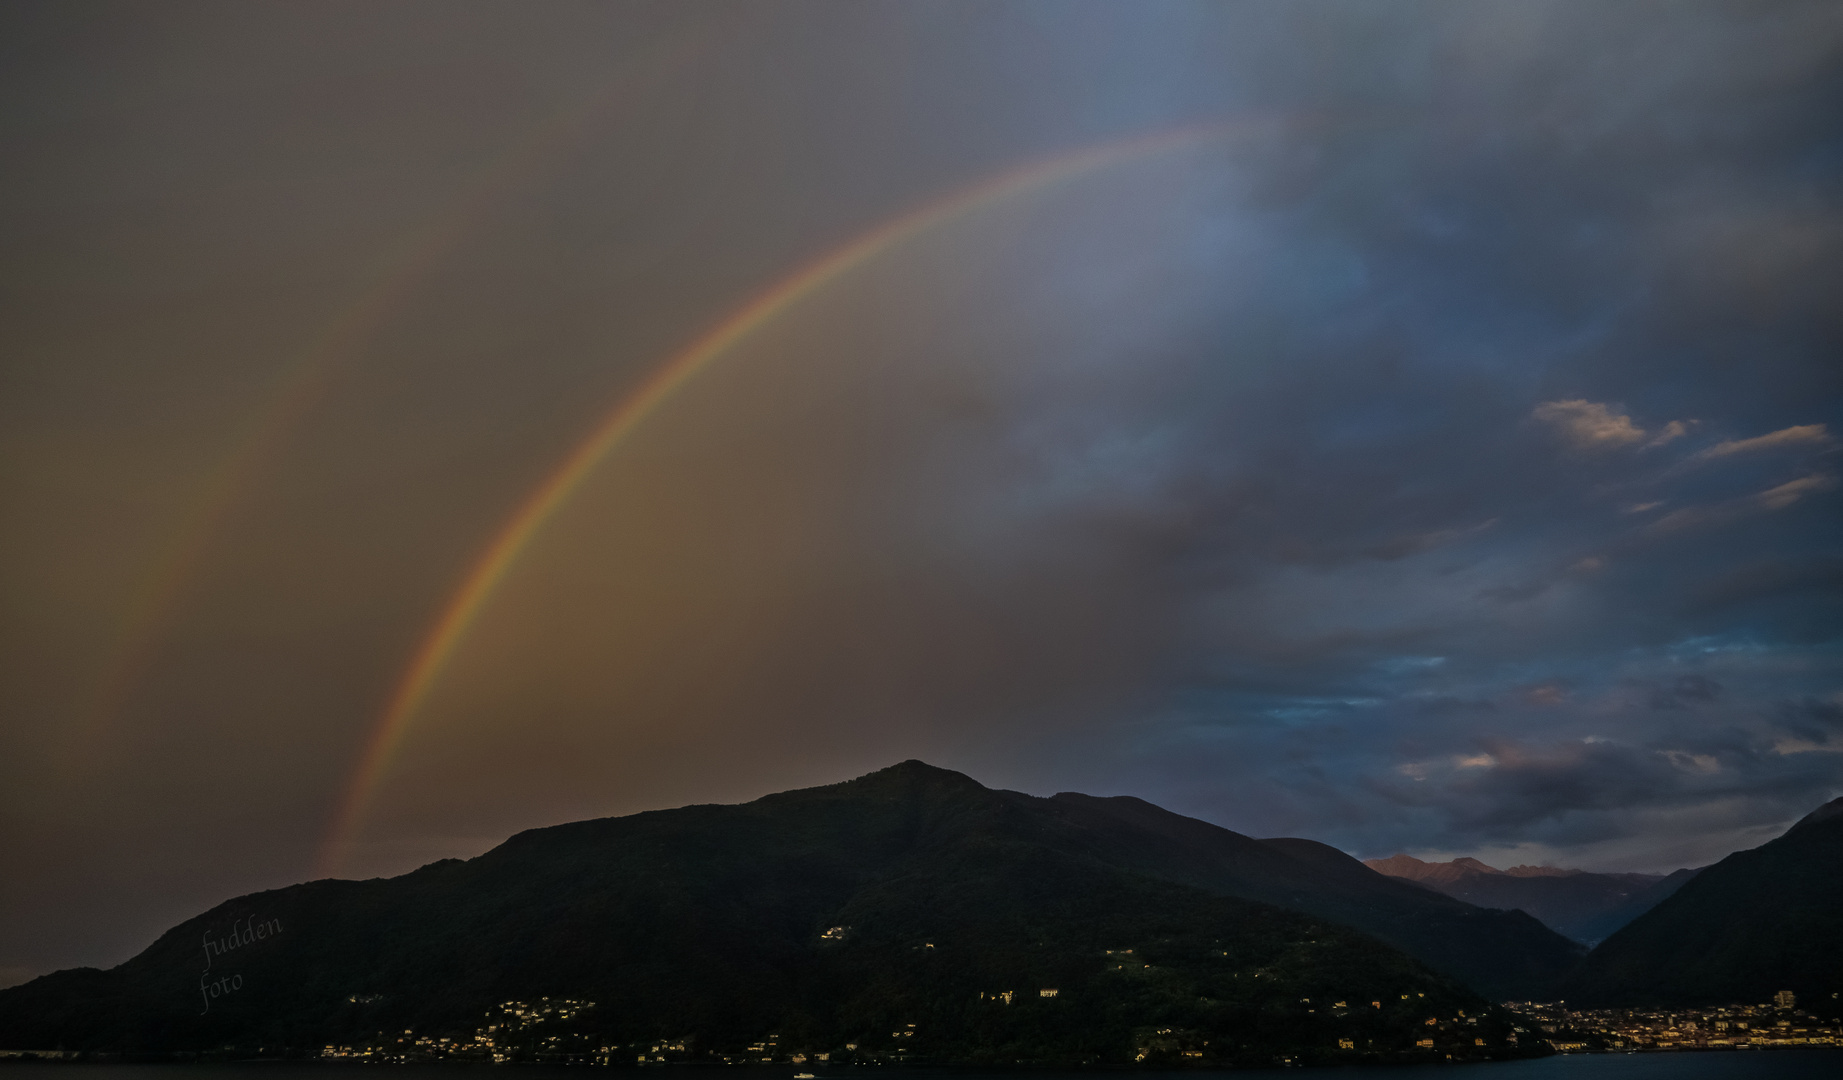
[66,34,706,769]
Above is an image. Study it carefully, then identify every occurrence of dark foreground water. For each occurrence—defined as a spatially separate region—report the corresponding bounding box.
[1,1055,1838,1080]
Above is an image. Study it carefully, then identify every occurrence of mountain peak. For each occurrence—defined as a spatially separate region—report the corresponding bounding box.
[0,761,1589,1054]
[1362,853,1432,878]
[782,759,989,801]
[862,758,985,786]
[1364,854,1506,884]
[1504,864,1583,878]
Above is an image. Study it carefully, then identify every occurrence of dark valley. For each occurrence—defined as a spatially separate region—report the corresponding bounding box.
[1365,854,1700,946]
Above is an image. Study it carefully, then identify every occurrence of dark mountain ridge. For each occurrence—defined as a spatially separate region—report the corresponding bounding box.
[0,762,1576,1061]
[1041,798,1582,991]
[1563,795,1843,1012]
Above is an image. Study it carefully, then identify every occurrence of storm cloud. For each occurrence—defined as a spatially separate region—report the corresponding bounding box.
[1,0,1838,985]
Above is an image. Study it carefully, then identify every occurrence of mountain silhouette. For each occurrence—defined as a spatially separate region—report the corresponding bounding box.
[0,762,1571,1061]
[1563,796,1843,1011]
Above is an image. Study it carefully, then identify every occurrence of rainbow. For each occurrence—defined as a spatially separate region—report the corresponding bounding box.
[65,34,706,768]
[318,117,1281,876]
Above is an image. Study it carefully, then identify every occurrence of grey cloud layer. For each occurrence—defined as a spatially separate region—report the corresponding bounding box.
[0,0,1838,979]
[896,1,1843,864]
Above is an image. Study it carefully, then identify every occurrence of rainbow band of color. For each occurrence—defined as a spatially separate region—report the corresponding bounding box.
[318,119,1259,876]
[65,33,707,770]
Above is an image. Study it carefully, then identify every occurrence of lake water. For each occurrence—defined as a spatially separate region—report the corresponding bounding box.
[1,1054,1838,1080]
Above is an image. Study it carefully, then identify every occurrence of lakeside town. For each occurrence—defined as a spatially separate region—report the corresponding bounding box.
[1511,992,1840,1053]
[320,997,872,1066]
[308,993,1841,1065]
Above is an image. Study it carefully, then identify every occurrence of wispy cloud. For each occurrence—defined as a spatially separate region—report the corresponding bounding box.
[1645,473,1835,533]
[1642,419,1694,449]
[1692,423,1832,462]
[1532,400,1647,450]
[1756,472,1837,510]
[1532,400,1692,453]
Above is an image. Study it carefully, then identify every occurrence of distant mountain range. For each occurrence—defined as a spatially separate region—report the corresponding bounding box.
[1364,854,1700,946]
[0,762,1570,1063]
[1563,796,1843,1013]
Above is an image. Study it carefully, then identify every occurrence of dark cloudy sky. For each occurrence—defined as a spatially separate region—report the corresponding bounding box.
[3,0,1840,987]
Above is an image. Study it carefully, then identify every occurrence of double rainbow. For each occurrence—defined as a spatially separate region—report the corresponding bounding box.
[318,118,1279,876]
